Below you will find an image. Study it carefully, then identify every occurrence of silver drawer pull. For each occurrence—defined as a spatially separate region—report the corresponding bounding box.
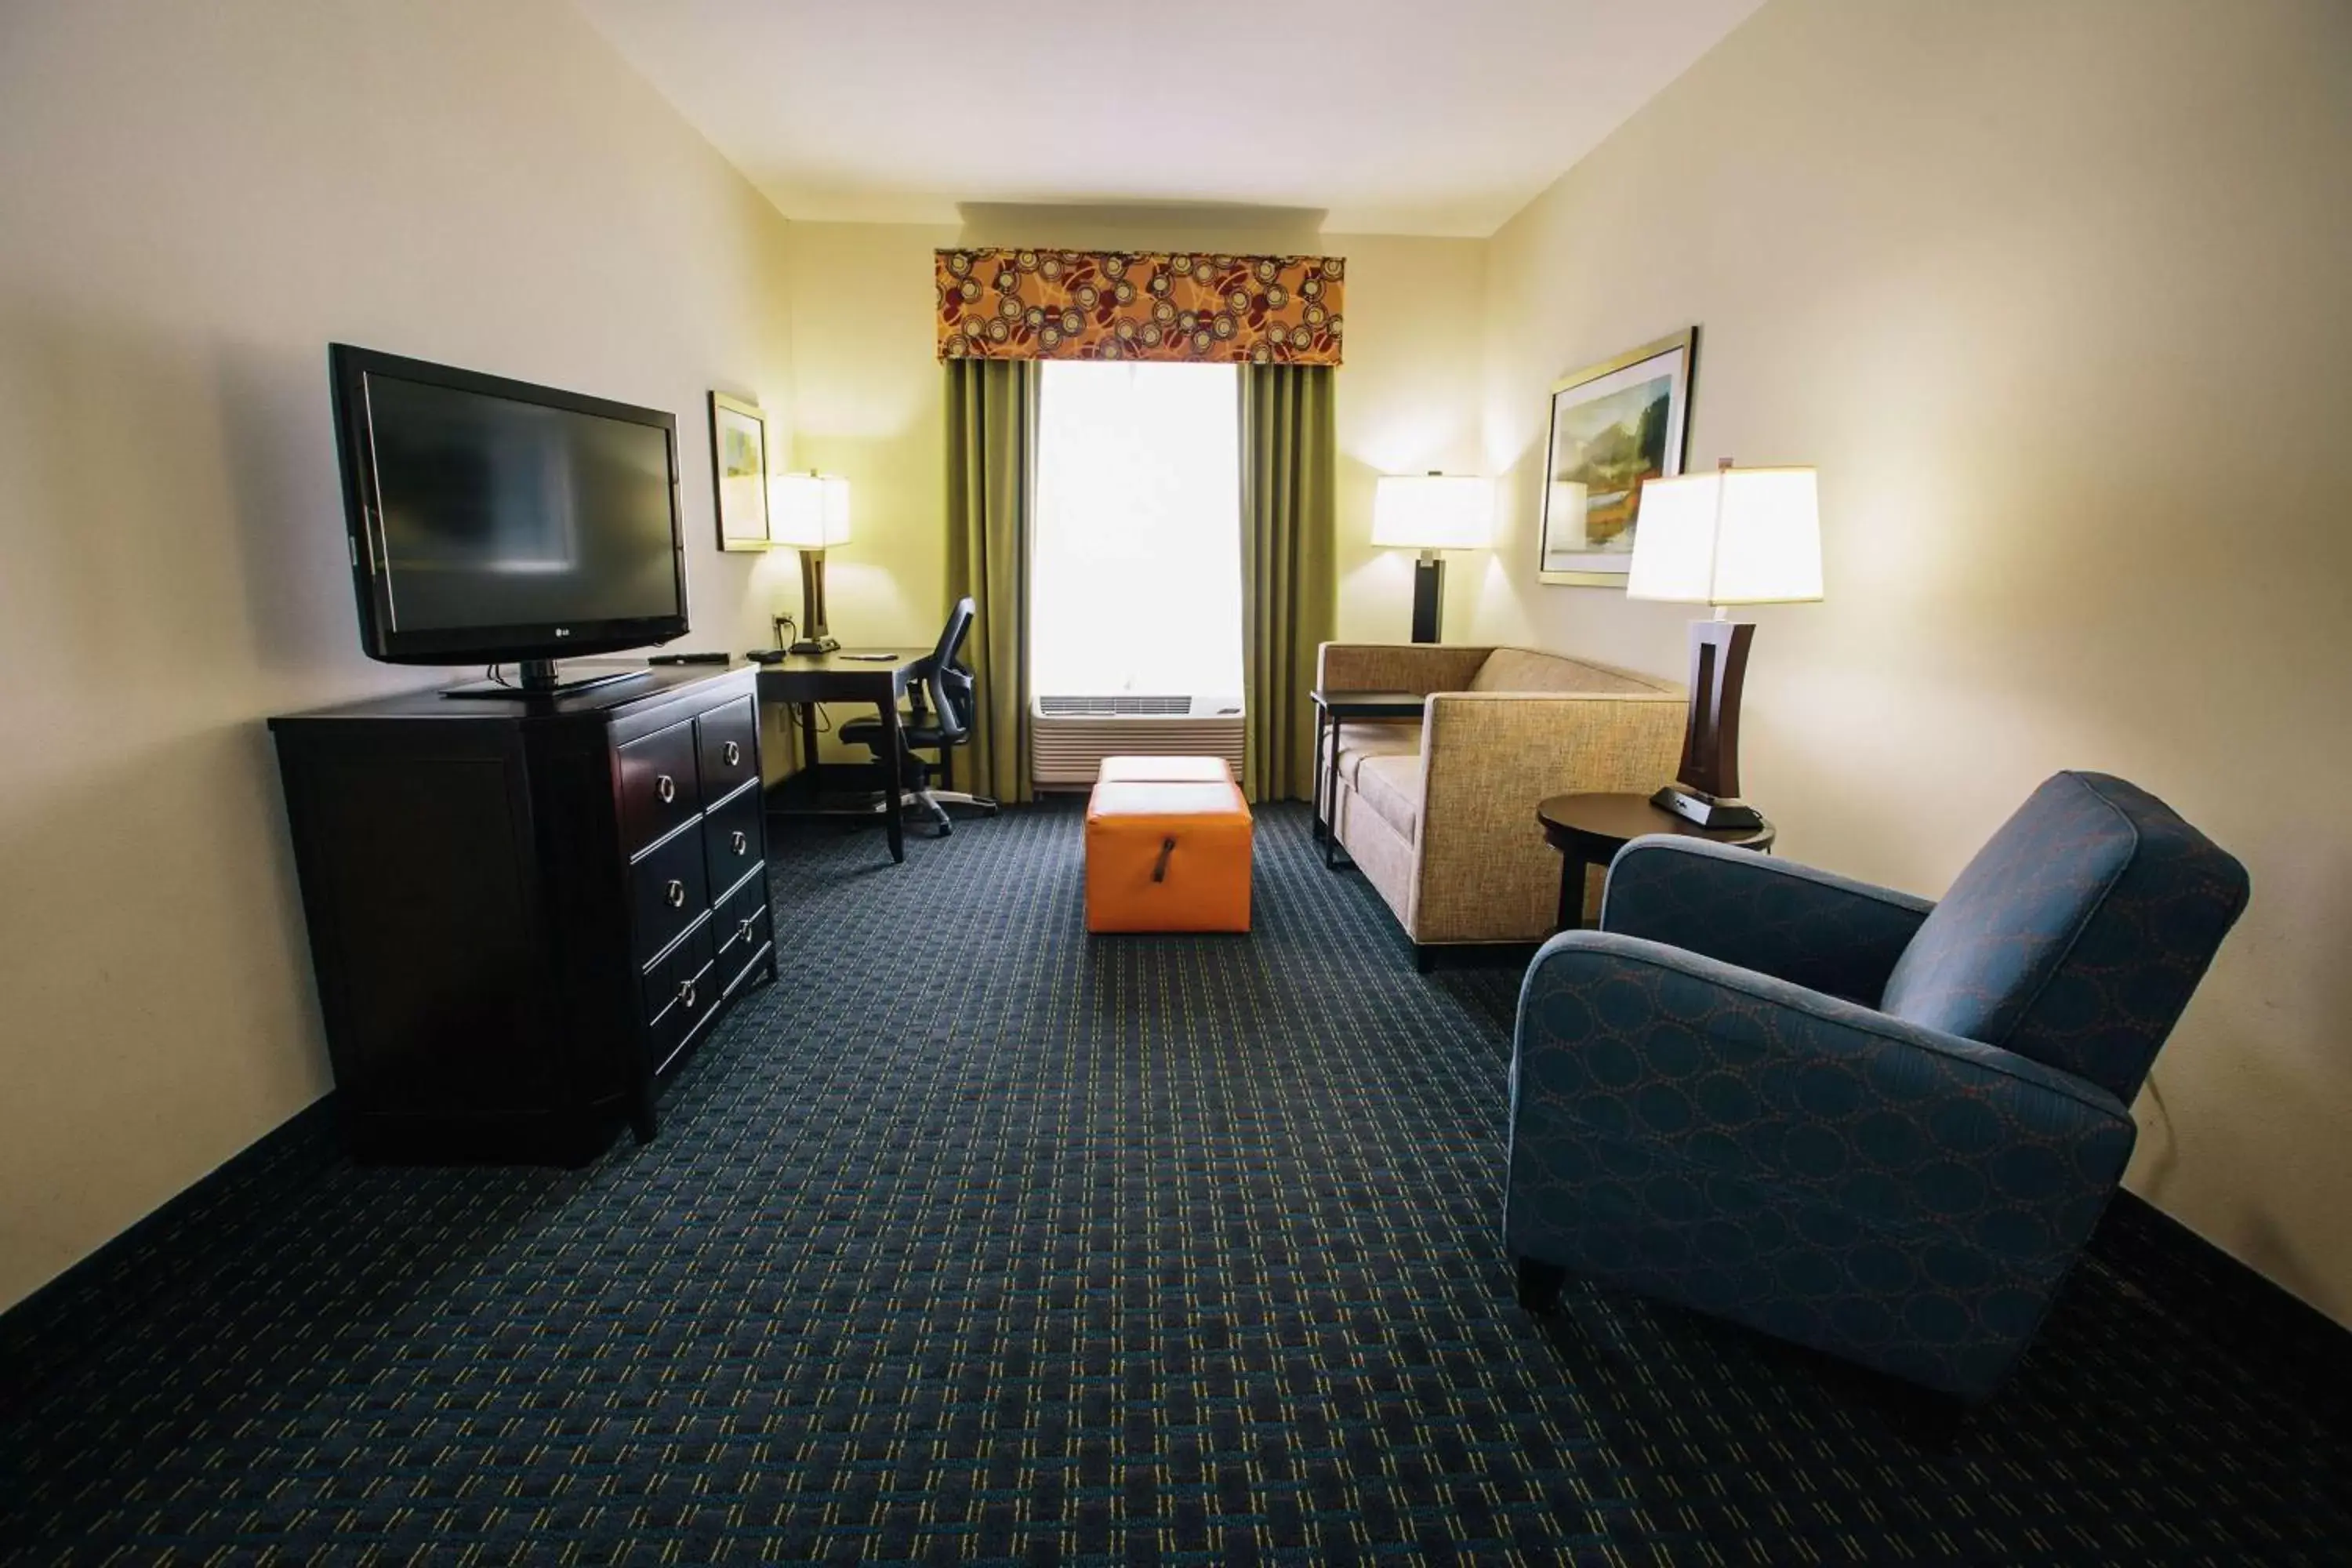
[655,773,677,804]
[730,829,749,855]
[677,978,697,1011]
[738,916,757,943]
[664,878,686,909]
[721,740,742,767]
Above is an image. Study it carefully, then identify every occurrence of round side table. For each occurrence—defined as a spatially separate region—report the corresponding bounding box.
[1537,793,1776,933]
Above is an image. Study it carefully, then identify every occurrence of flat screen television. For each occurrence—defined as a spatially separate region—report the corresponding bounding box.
[328,344,688,695]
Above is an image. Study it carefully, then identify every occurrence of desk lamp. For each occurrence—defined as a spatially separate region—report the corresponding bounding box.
[769,472,851,655]
[1626,460,1822,829]
[1370,473,1491,643]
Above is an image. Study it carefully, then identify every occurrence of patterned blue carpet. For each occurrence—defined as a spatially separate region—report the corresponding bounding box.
[2,802,2347,1563]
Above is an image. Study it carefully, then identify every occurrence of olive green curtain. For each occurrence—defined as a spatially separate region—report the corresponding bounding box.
[1238,365,1337,802]
[944,358,1040,804]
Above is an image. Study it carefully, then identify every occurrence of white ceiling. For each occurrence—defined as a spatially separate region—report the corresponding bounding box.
[575,0,1764,238]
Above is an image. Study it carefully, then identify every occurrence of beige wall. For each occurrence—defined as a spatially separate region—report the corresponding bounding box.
[778,221,963,666]
[1478,0,2352,1320]
[774,212,1485,759]
[0,0,797,1311]
[1330,236,1487,643]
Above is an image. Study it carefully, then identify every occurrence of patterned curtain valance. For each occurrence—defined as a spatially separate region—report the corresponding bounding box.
[937,249,1345,366]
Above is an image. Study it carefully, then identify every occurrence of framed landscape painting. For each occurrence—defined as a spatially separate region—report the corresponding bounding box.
[709,391,771,552]
[1536,328,1697,586]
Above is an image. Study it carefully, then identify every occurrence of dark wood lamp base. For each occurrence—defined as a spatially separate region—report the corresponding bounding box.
[1651,783,1766,831]
[1410,554,1444,644]
[1659,617,1764,829]
[787,550,840,655]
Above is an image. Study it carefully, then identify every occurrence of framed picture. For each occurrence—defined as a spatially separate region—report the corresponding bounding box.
[1536,327,1697,586]
[709,391,771,552]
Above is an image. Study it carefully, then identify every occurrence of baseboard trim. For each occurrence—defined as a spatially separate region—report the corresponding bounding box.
[2087,1190,2352,1436]
[0,1096,340,1409]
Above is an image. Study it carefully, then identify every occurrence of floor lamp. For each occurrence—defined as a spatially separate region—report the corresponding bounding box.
[1626,461,1823,829]
[1371,473,1492,643]
[770,472,851,655]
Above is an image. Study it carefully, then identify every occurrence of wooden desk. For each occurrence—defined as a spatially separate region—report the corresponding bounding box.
[756,648,927,863]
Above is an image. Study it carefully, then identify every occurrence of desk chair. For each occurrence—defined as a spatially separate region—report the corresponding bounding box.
[841,597,999,837]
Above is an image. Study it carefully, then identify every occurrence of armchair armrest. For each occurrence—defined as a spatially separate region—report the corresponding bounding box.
[1504,931,2136,1396]
[1514,930,2128,1120]
[906,655,938,715]
[1602,837,1933,1006]
[1316,641,1492,696]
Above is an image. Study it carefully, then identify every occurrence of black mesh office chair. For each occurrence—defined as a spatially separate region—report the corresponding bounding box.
[840,597,999,837]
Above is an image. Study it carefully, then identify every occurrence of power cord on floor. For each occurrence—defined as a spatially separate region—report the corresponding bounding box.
[2138,1071,2180,1185]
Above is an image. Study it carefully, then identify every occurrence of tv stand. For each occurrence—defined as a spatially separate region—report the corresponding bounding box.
[270,665,776,1162]
[441,658,649,699]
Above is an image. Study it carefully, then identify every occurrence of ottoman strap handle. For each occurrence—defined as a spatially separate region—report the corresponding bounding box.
[1151,836,1177,883]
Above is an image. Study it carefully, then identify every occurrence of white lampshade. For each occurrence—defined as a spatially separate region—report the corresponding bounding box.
[768,472,851,550]
[1626,465,1822,605]
[1371,473,1492,551]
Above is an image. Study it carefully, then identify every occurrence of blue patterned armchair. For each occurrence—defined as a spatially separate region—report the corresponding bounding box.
[1503,771,2248,1401]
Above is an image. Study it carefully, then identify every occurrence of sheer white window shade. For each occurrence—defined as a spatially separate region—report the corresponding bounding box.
[1030,361,1243,704]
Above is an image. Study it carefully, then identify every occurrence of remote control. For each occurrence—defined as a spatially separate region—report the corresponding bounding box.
[649,652,731,666]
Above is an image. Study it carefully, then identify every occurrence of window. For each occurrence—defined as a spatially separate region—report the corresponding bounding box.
[1030,361,1243,701]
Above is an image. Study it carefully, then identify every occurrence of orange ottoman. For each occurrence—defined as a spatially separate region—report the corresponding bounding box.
[1095,754,1236,785]
[1085,758,1252,933]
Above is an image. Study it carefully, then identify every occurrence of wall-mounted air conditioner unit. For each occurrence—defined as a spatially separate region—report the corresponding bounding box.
[1031,695,1246,788]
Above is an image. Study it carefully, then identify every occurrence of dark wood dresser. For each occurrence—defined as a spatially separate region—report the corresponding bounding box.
[270,664,775,1163]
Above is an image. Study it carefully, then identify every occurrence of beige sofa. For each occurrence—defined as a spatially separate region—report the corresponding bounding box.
[1316,643,1686,966]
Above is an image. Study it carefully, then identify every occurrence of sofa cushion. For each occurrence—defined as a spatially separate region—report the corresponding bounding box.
[1353,753,1424,844]
[1469,648,1664,695]
[1323,720,1419,787]
[1879,771,2249,1101]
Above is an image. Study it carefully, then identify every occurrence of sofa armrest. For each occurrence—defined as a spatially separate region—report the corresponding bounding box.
[1504,931,2136,1397]
[1401,691,1686,942]
[1601,837,1933,1005]
[1316,641,1492,696]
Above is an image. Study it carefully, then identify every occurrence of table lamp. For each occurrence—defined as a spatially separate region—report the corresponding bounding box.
[1626,460,1822,829]
[1370,472,1491,643]
[769,471,851,655]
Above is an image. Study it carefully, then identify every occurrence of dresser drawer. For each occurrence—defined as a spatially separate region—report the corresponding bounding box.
[643,919,714,1076]
[702,780,765,899]
[713,869,773,995]
[697,697,760,798]
[631,819,710,964]
[617,720,702,856]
